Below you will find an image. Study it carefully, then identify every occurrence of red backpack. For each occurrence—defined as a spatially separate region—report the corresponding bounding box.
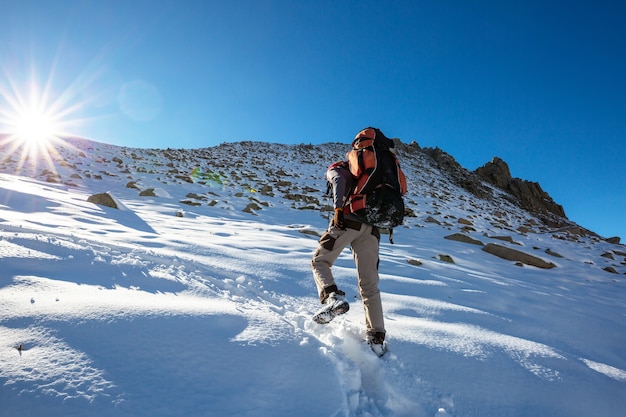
[344,127,407,235]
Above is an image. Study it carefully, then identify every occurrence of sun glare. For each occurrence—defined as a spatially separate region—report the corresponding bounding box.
[0,75,85,176]
[14,107,59,145]
[0,96,66,175]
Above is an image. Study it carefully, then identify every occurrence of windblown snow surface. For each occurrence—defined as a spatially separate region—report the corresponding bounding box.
[0,137,624,417]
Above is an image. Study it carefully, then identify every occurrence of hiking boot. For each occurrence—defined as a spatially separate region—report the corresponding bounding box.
[366,332,387,357]
[312,292,349,324]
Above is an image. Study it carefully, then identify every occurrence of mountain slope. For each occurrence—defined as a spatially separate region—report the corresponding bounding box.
[0,136,625,417]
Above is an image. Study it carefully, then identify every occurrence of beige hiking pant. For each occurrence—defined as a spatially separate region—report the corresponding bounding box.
[311,221,384,335]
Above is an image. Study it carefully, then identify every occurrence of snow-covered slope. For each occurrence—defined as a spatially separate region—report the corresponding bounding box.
[0,137,624,417]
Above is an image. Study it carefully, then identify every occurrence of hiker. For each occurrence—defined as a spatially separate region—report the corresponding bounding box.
[311,127,407,356]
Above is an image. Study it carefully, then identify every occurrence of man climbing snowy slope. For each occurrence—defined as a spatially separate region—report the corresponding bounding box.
[310,127,407,357]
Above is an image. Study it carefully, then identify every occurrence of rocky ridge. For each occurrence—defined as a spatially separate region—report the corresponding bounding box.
[475,156,566,224]
[0,134,624,275]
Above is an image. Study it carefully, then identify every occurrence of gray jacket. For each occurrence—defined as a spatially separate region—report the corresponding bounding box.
[326,163,352,209]
[326,163,362,223]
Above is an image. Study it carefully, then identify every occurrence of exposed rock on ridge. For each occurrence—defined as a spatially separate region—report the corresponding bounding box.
[415,147,568,229]
[475,157,566,222]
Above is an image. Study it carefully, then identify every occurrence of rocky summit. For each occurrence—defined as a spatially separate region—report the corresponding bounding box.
[475,156,567,224]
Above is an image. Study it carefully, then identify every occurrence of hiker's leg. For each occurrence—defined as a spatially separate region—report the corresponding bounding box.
[311,226,358,301]
[351,225,385,335]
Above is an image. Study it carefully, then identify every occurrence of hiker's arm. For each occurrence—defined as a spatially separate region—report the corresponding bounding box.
[326,167,352,209]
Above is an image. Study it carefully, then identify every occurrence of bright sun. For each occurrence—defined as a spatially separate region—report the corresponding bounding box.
[1,57,98,176]
[13,107,59,145]
[0,80,77,175]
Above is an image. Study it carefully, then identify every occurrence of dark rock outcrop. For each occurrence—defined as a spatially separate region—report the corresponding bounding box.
[475,157,566,220]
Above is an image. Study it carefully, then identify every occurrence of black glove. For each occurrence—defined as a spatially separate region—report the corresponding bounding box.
[333,208,345,230]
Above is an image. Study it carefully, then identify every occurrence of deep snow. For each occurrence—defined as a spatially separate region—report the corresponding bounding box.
[0,137,625,417]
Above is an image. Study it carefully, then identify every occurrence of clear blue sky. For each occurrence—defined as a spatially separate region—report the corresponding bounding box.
[1,0,625,240]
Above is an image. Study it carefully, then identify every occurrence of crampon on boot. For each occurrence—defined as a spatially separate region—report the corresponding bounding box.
[312,292,349,324]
